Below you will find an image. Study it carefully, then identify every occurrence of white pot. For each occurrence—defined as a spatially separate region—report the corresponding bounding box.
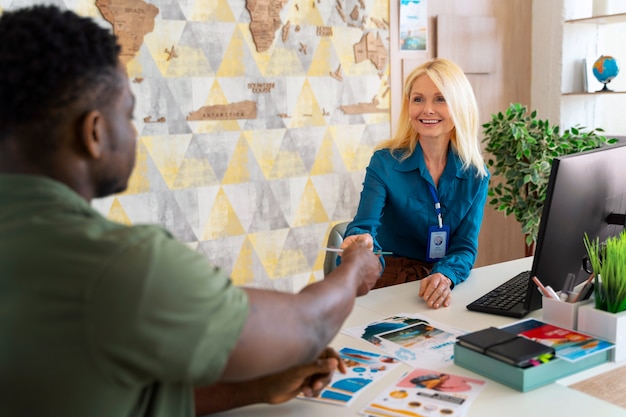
[578,303,626,362]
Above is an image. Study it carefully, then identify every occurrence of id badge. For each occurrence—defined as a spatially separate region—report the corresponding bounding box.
[426,224,450,262]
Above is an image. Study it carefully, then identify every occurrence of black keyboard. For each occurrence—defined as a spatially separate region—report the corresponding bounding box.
[466,270,531,318]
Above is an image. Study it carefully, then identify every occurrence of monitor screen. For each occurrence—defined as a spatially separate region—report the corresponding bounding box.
[525,142,626,311]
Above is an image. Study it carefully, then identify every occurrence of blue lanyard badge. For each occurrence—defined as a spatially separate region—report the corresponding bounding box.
[426,184,450,262]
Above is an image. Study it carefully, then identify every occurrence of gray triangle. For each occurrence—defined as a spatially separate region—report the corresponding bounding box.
[195,235,247,277]
[180,22,236,73]
[332,173,361,219]
[280,127,325,173]
[329,80,367,125]
[152,0,186,20]
[287,223,330,267]
[189,131,239,182]
[248,182,290,232]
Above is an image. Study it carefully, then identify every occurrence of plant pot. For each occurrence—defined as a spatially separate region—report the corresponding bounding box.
[577,304,626,362]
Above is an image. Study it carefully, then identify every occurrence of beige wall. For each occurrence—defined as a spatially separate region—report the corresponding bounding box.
[390,0,532,267]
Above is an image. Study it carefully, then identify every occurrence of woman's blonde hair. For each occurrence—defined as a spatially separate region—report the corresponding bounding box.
[378,58,487,177]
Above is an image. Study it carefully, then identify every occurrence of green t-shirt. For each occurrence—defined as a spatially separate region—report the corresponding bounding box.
[0,175,249,417]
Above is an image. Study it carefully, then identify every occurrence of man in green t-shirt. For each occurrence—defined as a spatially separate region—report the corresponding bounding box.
[0,6,381,417]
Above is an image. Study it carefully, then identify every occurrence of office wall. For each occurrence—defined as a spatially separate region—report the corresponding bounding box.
[0,0,391,292]
[2,0,530,291]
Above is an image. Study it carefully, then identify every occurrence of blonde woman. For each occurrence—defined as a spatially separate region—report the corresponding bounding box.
[341,58,490,309]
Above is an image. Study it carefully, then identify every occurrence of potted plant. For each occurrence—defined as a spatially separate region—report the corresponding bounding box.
[482,103,617,255]
[578,232,626,362]
[583,232,626,314]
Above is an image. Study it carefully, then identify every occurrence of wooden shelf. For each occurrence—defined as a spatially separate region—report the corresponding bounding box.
[562,91,626,96]
[565,13,626,25]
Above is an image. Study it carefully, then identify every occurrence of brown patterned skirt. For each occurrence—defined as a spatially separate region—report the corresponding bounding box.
[373,256,434,289]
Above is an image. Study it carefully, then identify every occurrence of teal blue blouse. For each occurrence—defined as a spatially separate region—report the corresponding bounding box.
[345,145,490,287]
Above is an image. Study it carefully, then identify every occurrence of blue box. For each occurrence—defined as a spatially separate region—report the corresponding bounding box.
[454,343,609,392]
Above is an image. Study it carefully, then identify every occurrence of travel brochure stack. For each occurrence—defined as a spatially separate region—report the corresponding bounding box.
[298,314,614,415]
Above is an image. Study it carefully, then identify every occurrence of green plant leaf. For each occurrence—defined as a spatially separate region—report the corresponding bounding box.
[482,103,614,247]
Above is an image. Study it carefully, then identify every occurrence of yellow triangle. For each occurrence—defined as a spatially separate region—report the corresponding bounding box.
[142,20,187,78]
[124,139,151,195]
[142,135,193,189]
[248,229,290,278]
[166,46,213,78]
[239,23,273,75]
[274,248,310,278]
[172,158,219,189]
[292,178,329,226]
[307,37,333,76]
[244,129,285,179]
[202,188,245,239]
[329,125,367,171]
[107,198,132,225]
[289,79,327,128]
[189,0,236,22]
[310,129,336,175]
[230,238,255,286]
[264,47,304,77]
[217,25,250,77]
[125,55,144,79]
[269,148,308,179]
[284,1,324,26]
[222,133,252,184]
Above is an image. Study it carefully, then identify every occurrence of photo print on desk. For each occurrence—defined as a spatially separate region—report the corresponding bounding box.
[360,368,486,417]
[343,313,465,368]
[297,347,400,407]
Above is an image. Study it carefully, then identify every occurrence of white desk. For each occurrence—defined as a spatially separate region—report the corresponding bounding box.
[210,257,625,417]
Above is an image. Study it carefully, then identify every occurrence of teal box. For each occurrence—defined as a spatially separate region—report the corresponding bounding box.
[453,343,609,392]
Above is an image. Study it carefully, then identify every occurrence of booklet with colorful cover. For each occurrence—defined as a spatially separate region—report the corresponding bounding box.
[500,318,614,362]
[360,368,486,417]
[296,346,401,406]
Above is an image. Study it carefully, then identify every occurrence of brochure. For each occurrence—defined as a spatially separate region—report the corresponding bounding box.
[296,346,401,406]
[343,313,465,368]
[360,368,486,417]
[500,318,614,362]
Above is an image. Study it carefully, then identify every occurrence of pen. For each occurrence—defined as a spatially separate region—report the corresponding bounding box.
[544,285,561,301]
[570,274,595,303]
[532,276,559,300]
[324,247,393,256]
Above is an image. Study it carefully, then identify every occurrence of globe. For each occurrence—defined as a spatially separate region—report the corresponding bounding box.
[592,55,620,92]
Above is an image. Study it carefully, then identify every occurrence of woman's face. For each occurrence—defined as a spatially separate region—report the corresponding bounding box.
[408,75,454,141]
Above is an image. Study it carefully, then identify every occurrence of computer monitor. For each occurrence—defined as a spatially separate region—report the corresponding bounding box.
[524,141,626,312]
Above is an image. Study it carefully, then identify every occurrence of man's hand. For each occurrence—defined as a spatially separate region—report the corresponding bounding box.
[265,347,345,403]
[194,347,345,415]
[337,238,381,296]
[418,272,452,309]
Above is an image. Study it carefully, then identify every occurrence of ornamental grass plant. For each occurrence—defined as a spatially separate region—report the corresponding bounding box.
[583,231,626,314]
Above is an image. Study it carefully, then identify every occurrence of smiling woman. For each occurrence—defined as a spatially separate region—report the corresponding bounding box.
[339,58,490,310]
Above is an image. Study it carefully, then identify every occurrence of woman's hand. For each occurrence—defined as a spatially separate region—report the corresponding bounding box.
[418,273,452,309]
[340,233,374,251]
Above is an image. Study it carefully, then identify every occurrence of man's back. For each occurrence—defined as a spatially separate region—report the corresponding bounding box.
[0,175,248,417]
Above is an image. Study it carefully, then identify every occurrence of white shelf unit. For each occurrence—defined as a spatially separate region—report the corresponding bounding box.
[532,2,626,136]
[560,11,626,134]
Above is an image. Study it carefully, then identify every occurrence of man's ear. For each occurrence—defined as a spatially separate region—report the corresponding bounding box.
[79,110,104,159]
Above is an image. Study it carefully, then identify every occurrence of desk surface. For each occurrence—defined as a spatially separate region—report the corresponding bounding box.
[210,257,625,417]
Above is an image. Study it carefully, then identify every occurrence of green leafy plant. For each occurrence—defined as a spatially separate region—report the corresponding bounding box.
[482,103,617,254]
[584,232,626,314]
